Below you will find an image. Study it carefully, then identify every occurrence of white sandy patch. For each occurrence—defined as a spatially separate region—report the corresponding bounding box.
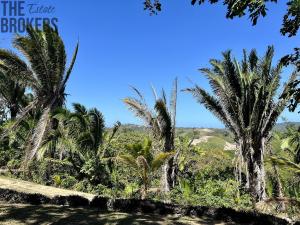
[224,142,237,151]
[191,136,213,145]
[198,129,214,133]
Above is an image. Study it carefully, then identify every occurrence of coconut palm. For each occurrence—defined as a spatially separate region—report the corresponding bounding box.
[0,23,79,162]
[186,46,297,202]
[123,78,178,192]
[117,138,174,199]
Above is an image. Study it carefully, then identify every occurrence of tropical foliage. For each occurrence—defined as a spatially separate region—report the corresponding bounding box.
[123,78,178,192]
[0,23,79,162]
[0,22,300,221]
[186,46,297,202]
[117,138,174,199]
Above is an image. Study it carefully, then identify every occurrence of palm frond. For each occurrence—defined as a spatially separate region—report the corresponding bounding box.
[185,86,237,136]
[154,99,172,139]
[117,154,139,170]
[0,99,37,139]
[123,97,154,127]
[151,151,174,171]
[269,156,300,174]
[62,42,79,88]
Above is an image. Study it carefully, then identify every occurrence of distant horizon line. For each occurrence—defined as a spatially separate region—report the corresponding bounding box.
[106,121,300,129]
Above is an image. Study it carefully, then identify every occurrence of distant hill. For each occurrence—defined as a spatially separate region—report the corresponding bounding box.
[117,122,300,132]
[274,122,300,131]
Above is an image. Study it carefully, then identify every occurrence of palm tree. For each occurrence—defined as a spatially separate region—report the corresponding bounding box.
[0,69,27,119]
[39,103,120,185]
[0,23,79,162]
[117,138,174,199]
[123,78,178,193]
[186,46,297,202]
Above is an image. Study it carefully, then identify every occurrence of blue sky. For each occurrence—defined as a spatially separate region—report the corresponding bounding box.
[1,0,300,127]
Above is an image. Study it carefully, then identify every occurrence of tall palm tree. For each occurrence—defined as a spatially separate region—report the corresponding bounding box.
[0,23,79,162]
[123,78,178,193]
[186,46,297,202]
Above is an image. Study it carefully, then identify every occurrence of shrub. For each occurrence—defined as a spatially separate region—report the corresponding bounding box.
[52,175,62,187]
[61,175,77,189]
[74,180,93,193]
[0,151,8,167]
[123,183,139,198]
[7,159,21,170]
[94,184,109,196]
[28,158,75,185]
[171,179,252,209]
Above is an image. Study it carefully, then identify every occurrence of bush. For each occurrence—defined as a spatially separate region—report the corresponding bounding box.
[74,180,94,193]
[123,183,139,198]
[61,175,77,189]
[7,159,21,170]
[171,179,252,209]
[52,175,62,187]
[94,183,119,197]
[28,158,75,185]
[0,151,8,167]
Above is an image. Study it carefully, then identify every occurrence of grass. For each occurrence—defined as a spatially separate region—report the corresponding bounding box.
[196,136,228,151]
[0,176,95,201]
[0,202,234,225]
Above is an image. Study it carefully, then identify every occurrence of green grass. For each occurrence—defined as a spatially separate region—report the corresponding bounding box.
[197,136,228,151]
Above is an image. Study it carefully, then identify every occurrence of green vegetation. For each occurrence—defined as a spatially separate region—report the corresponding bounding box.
[186,46,296,202]
[117,138,174,199]
[124,79,178,193]
[0,22,299,223]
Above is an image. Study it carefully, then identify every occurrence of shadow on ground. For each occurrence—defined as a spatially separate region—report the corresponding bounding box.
[0,203,234,225]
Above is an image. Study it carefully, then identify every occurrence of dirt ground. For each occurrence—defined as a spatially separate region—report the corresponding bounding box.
[0,203,236,225]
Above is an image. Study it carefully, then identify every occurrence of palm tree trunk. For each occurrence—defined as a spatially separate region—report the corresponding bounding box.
[170,148,180,188]
[161,138,176,193]
[161,160,171,193]
[269,149,285,211]
[246,139,267,203]
[10,104,18,119]
[272,162,286,211]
